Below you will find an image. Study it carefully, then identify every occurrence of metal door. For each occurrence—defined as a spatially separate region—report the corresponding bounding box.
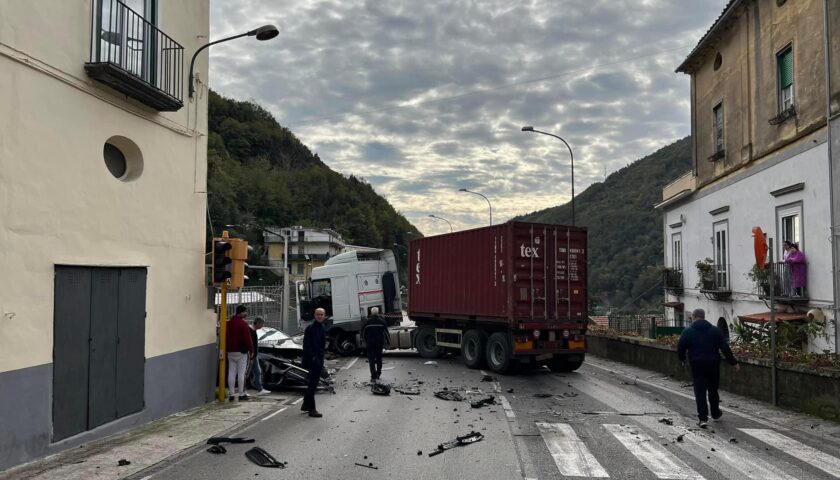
[88,269,120,429]
[53,267,93,441]
[116,268,146,417]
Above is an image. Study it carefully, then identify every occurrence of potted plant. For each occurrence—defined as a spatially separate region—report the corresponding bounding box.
[746,263,780,296]
[695,258,715,289]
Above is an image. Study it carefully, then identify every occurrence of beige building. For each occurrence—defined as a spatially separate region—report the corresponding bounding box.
[0,0,213,469]
[264,226,346,283]
[659,0,840,352]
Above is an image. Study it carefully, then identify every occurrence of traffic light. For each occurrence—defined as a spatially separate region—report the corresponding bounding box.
[229,238,252,289]
[212,237,233,284]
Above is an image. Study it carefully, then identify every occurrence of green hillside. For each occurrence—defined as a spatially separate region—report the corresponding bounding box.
[517,137,692,312]
[207,90,420,281]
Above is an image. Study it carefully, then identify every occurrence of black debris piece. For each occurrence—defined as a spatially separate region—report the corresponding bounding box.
[206,445,227,454]
[428,431,485,457]
[417,450,423,456]
[434,390,464,401]
[207,437,256,445]
[481,375,496,382]
[729,438,738,443]
[117,459,131,467]
[245,447,286,468]
[680,383,694,388]
[533,393,553,398]
[470,396,496,409]
[355,462,378,469]
[676,434,685,443]
[658,418,674,426]
[506,388,514,393]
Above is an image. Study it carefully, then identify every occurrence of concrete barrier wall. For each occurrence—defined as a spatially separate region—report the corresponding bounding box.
[587,335,840,422]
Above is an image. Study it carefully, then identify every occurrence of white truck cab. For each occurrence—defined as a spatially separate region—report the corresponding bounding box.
[296,249,401,354]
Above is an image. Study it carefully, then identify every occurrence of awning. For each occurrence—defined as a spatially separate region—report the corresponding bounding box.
[738,312,806,324]
[662,301,684,309]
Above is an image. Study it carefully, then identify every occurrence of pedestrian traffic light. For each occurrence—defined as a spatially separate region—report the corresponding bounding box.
[229,238,252,289]
[212,237,233,284]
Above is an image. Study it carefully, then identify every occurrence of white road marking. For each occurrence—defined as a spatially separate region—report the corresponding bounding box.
[291,397,303,405]
[603,424,703,480]
[499,395,516,419]
[342,357,360,370]
[740,428,840,478]
[680,429,797,480]
[258,406,288,423]
[536,422,610,478]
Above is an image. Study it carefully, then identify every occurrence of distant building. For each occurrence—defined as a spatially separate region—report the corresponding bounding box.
[0,0,212,469]
[263,226,346,283]
[658,0,838,352]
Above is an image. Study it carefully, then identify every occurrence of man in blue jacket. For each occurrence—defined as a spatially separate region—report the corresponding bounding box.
[677,308,739,428]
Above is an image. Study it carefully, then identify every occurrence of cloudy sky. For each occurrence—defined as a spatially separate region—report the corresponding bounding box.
[209,0,727,235]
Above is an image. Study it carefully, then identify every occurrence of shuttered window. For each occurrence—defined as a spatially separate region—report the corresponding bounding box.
[777,46,794,111]
[713,103,724,153]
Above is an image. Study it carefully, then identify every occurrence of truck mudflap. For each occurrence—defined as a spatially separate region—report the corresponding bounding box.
[511,333,587,355]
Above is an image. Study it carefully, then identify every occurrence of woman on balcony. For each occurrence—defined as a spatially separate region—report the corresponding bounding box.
[784,242,807,297]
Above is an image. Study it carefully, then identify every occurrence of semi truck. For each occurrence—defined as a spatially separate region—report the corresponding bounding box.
[297,221,588,374]
[408,221,588,373]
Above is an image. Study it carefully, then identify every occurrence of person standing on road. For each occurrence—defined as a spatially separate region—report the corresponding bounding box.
[227,305,254,402]
[677,308,739,428]
[362,307,388,382]
[249,317,270,394]
[301,307,327,417]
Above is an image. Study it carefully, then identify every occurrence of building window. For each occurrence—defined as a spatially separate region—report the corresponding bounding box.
[777,203,803,257]
[713,221,729,289]
[672,234,682,271]
[777,45,794,112]
[713,103,724,154]
[297,263,305,275]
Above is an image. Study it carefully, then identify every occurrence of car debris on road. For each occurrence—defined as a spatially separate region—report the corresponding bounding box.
[428,431,485,457]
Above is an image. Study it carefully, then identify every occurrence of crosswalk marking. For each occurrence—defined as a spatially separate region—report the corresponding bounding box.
[536,422,610,478]
[603,424,704,480]
[740,428,840,479]
[681,429,798,480]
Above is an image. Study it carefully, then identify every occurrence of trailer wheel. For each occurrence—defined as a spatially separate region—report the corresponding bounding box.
[462,329,488,369]
[333,332,357,356]
[485,332,516,374]
[548,355,584,373]
[415,327,442,358]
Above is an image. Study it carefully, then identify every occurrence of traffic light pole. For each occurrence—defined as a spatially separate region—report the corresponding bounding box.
[217,283,228,402]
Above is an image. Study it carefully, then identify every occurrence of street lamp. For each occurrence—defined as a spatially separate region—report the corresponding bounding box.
[428,214,453,232]
[458,189,492,226]
[521,126,576,226]
[189,24,279,98]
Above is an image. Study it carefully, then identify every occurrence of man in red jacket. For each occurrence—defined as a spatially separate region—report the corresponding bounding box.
[227,305,254,401]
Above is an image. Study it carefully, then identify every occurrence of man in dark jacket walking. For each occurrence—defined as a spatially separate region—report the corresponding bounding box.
[301,307,327,417]
[363,307,388,382]
[677,308,739,427]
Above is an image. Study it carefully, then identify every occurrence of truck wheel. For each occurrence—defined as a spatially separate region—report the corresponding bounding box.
[462,329,488,369]
[548,355,584,373]
[333,332,357,356]
[415,327,442,358]
[485,332,516,374]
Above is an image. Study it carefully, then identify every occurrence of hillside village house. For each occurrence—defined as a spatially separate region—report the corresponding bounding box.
[658,0,840,353]
[0,0,213,469]
[264,226,347,283]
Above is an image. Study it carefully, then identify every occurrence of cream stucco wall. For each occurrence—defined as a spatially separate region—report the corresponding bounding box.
[0,1,213,373]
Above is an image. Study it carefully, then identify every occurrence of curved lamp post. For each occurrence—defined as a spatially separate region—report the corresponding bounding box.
[189,24,279,98]
[428,214,453,232]
[458,189,492,226]
[521,126,576,226]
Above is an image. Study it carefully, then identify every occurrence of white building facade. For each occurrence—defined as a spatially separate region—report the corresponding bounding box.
[0,0,213,469]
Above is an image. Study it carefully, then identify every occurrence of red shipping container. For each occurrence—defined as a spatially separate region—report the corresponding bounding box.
[409,221,587,327]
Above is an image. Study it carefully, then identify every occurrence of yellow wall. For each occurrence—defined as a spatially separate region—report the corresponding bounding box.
[0,0,213,373]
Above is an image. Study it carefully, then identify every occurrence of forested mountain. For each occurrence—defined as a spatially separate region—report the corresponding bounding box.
[207,90,420,280]
[517,137,692,312]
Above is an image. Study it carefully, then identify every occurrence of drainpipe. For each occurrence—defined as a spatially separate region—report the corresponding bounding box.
[824,0,840,353]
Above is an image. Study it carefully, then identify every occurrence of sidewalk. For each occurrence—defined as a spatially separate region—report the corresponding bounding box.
[0,392,295,480]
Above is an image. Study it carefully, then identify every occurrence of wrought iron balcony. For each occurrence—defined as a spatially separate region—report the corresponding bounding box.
[85,0,184,111]
[752,261,808,304]
[662,268,683,295]
[698,263,731,301]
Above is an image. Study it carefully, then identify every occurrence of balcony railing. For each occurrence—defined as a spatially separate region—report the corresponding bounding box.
[752,261,808,303]
[698,264,731,300]
[85,0,184,111]
[663,268,683,295]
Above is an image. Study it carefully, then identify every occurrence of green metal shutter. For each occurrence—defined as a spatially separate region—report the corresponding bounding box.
[778,48,793,88]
